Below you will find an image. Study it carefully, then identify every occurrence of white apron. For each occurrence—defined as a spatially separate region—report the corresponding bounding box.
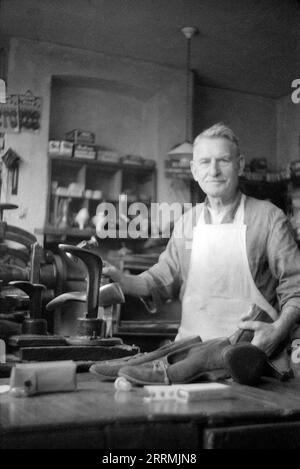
[177,195,278,341]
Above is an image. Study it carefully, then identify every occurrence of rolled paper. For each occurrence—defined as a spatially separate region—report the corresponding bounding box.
[114,376,132,392]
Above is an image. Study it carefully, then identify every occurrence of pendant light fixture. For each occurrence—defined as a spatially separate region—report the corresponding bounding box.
[0,47,7,103]
[0,79,6,103]
[168,26,198,160]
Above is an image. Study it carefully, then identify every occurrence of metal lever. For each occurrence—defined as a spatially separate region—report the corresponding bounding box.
[9,280,47,335]
[9,281,46,319]
[46,283,125,339]
[58,244,103,319]
[0,203,18,222]
[46,283,125,311]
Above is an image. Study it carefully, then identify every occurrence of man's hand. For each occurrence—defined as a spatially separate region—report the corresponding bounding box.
[102,261,150,297]
[237,319,288,357]
[102,262,123,284]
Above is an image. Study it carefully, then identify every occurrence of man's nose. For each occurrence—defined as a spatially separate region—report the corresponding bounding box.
[208,159,219,176]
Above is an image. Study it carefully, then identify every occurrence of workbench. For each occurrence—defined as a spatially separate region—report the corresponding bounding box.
[2,373,300,449]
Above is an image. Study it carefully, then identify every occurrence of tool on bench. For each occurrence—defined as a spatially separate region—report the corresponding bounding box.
[46,244,125,345]
[11,243,138,362]
[8,280,68,348]
[47,282,125,343]
[0,203,36,272]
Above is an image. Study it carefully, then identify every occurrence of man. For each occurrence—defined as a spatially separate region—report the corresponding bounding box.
[103,123,300,358]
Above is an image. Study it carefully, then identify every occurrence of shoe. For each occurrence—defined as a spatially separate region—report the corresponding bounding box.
[222,343,267,385]
[230,305,273,344]
[229,305,293,382]
[119,359,170,386]
[89,335,201,381]
[118,338,231,385]
[167,338,231,383]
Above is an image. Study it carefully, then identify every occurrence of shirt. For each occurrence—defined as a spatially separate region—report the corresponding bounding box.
[139,194,300,315]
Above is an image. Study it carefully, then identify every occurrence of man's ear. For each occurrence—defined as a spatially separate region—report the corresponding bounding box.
[190,160,198,182]
[238,154,245,176]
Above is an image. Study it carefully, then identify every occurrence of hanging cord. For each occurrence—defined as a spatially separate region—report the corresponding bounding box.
[185,37,191,143]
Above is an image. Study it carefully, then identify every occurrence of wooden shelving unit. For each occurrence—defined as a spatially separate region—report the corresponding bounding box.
[41,155,157,242]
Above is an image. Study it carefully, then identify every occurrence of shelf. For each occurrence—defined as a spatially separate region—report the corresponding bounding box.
[164,171,290,186]
[51,194,105,203]
[35,226,96,237]
[239,177,289,187]
[165,169,192,180]
[49,155,155,173]
[36,225,153,239]
[50,194,151,205]
[46,151,157,246]
[51,193,85,199]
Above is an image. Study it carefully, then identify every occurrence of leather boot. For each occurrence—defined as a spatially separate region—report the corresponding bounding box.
[118,305,293,386]
[230,305,293,381]
[222,343,267,385]
[117,306,272,386]
[118,338,231,385]
[89,335,201,380]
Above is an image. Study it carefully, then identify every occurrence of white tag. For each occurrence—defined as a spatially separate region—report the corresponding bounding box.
[0,385,10,394]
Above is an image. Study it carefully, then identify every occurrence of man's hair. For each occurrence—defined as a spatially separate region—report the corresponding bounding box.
[193,122,240,156]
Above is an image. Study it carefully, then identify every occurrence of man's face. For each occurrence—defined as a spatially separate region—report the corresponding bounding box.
[190,137,244,201]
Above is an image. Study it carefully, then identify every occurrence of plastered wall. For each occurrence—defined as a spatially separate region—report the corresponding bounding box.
[194,85,277,170]
[1,37,189,238]
[1,37,296,240]
[276,93,300,167]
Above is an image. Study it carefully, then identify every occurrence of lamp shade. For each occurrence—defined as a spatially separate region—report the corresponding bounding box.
[0,79,6,103]
[167,27,198,162]
[167,141,193,160]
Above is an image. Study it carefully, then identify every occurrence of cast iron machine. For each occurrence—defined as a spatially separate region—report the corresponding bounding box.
[6,244,138,363]
[0,204,140,368]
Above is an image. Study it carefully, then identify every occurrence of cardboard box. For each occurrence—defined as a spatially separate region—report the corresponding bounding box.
[97,150,120,163]
[73,144,96,160]
[60,141,73,157]
[48,140,61,155]
[65,129,95,145]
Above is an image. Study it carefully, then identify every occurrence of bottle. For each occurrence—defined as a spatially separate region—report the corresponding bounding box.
[75,207,89,230]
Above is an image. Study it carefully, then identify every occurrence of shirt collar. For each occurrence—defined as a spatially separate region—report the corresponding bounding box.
[203,191,242,224]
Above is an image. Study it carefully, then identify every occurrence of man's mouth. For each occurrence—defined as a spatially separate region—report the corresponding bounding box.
[206,180,225,183]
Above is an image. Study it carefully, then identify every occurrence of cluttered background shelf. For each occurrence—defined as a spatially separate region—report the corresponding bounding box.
[44,153,157,243]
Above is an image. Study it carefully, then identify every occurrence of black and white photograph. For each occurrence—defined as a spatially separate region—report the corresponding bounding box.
[0,0,299,454]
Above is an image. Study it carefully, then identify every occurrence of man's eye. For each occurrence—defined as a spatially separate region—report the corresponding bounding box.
[198,160,209,165]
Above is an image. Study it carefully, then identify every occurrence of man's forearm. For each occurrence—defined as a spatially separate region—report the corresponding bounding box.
[118,273,151,297]
[102,263,151,297]
[276,305,300,338]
